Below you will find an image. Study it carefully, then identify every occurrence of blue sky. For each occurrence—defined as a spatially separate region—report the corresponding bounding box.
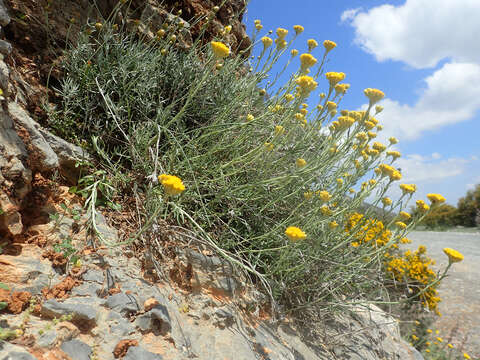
[245,0,480,206]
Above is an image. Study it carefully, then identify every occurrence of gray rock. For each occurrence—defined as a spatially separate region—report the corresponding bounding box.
[8,102,59,172]
[135,304,171,334]
[60,339,92,360]
[0,0,10,26]
[38,128,90,183]
[124,346,163,360]
[0,341,36,360]
[70,282,102,297]
[0,40,11,56]
[0,59,8,93]
[41,299,98,328]
[36,330,57,348]
[94,212,118,245]
[104,292,140,315]
[82,269,104,283]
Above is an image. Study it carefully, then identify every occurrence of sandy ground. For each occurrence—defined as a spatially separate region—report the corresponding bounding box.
[408,230,480,357]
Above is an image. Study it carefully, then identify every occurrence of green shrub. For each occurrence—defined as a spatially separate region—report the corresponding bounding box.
[49,12,457,316]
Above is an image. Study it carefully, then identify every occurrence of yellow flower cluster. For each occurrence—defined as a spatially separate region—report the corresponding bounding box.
[400,183,417,194]
[307,39,318,52]
[345,213,392,247]
[261,36,273,48]
[285,226,306,241]
[295,75,318,97]
[378,164,402,181]
[325,72,346,86]
[427,193,446,204]
[210,41,230,59]
[364,88,385,105]
[443,248,464,263]
[158,174,186,195]
[323,40,336,52]
[300,53,317,72]
[293,25,304,35]
[384,246,440,312]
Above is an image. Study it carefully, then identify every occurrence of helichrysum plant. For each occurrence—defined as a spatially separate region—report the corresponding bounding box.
[51,7,461,320]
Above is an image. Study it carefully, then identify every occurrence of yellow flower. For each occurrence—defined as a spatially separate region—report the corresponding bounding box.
[285,93,294,102]
[264,142,274,151]
[334,83,349,95]
[364,88,385,105]
[290,49,299,57]
[375,105,384,113]
[382,197,392,206]
[400,184,417,194]
[323,40,337,52]
[349,188,355,193]
[351,242,359,248]
[321,205,332,216]
[395,221,407,229]
[427,193,446,204]
[261,36,273,48]
[246,114,254,122]
[316,104,323,111]
[425,349,430,353]
[427,329,432,334]
[463,353,471,359]
[95,22,103,30]
[224,25,232,34]
[255,23,263,31]
[319,92,326,99]
[293,25,304,35]
[285,226,306,241]
[329,221,339,229]
[364,121,375,130]
[296,158,307,168]
[386,150,401,160]
[325,101,336,112]
[436,337,443,343]
[447,344,454,349]
[400,237,411,244]
[372,142,386,152]
[318,190,331,202]
[336,178,343,186]
[304,191,313,200]
[158,174,186,195]
[443,248,464,263]
[325,72,346,86]
[156,29,166,38]
[391,170,402,181]
[299,108,308,116]
[416,200,430,212]
[275,38,287,50]
[274,125,285,135]
[399,211,411,221]
[307,39,318,51]
[211,41,230,59]
[389,136,399,145]
[300,53,317,72]
[412,334,419,341]
[295,75,318,96]
[276,27,289,39]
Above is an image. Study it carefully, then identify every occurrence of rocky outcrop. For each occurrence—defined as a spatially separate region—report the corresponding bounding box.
[0,199,423,359]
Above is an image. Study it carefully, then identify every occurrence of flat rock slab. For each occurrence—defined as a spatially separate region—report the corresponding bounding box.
[60,339,92,360]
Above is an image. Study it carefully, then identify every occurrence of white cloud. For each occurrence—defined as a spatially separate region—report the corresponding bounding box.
[395,154,469,183]
[342,0,480,69]
[374,62,480,141]
[340,8,360,23]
